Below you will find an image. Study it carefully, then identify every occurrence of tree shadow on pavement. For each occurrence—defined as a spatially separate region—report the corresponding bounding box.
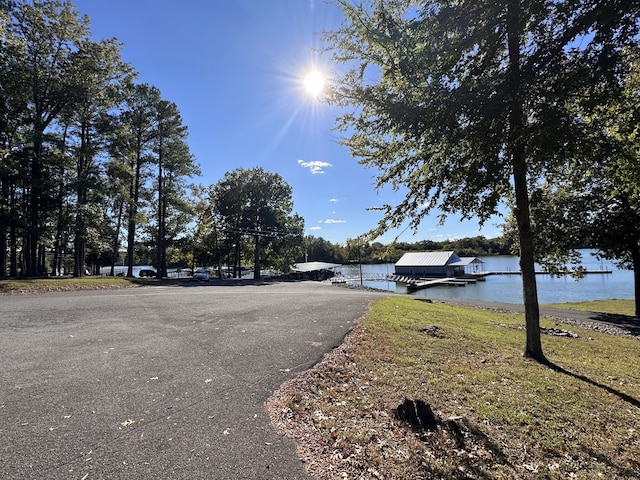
[162,278,309,288]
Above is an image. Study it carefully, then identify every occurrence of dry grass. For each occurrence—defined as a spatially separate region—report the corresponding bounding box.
[267,297,640,479]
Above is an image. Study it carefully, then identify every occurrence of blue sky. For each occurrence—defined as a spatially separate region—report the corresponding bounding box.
[74,0,504,244]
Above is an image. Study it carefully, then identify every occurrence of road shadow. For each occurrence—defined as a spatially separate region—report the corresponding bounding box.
[160,278,314,288]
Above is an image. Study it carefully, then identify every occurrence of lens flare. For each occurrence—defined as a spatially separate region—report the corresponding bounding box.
[304,70,325,96]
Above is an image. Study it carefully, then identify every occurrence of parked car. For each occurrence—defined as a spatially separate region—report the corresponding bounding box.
[193,268,210,281]
[99,265,157,278]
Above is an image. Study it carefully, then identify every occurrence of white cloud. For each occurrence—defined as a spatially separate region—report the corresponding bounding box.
[329,198,339,203]
[309,226,321,231]
[298,159,333,174]
[325,219,346,224]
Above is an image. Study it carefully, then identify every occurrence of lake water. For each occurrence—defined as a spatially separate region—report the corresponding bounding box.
[338,250,635,304]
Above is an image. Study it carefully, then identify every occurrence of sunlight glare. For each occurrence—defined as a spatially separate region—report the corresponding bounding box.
[304,70,325,97]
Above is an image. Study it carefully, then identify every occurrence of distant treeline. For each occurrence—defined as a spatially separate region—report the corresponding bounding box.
[304,235,514,265]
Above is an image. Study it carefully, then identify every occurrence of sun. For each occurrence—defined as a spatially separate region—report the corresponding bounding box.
[304,70,325,97]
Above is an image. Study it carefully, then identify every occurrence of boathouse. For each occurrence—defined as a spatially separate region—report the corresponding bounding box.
[394,251,484,278]
[289,261,341,280]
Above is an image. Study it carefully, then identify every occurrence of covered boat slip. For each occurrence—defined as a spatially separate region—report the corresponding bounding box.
[393,251,486,291]
[394,251,485,278]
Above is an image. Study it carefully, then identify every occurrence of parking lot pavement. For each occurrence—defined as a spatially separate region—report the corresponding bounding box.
[0,281,388,480]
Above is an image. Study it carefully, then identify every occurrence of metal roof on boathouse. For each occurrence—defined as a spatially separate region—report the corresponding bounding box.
[394,251,483,277]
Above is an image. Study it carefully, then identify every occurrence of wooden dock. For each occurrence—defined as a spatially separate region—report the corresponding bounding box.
[388,275,482,292]
[406,278,465,291]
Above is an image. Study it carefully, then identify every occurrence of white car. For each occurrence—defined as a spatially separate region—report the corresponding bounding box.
[193,268,210,281]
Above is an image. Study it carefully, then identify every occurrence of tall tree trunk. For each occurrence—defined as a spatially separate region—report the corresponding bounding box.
[53,130,69,277]
[632,244,640,318]
[53,204,65,276]
[254,234,261,280]
[9,215,18,277]
[156,143,164,279]
[126,205,135,276]
[74,235,85,277]
[0,175,8,278]
[38,243,46,275]
[507,0,545,362]
[110,199,124,276]
[0,186,6,278]
[26,129,43,277]
[514,174,545,360]
[0,226,6,278]
[160,197,167,277]
[126,151,142,277]
[74,125,88,278]
[234,237,241,278]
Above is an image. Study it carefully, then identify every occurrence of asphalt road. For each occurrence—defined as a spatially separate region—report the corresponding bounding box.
[0,281,388,480]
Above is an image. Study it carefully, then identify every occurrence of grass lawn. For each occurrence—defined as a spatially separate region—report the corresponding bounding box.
[544,299,636,317]
[268,297,640,479]
[0,276,154,294]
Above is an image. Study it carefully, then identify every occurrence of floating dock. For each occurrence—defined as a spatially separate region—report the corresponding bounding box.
[388,274,483,292]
